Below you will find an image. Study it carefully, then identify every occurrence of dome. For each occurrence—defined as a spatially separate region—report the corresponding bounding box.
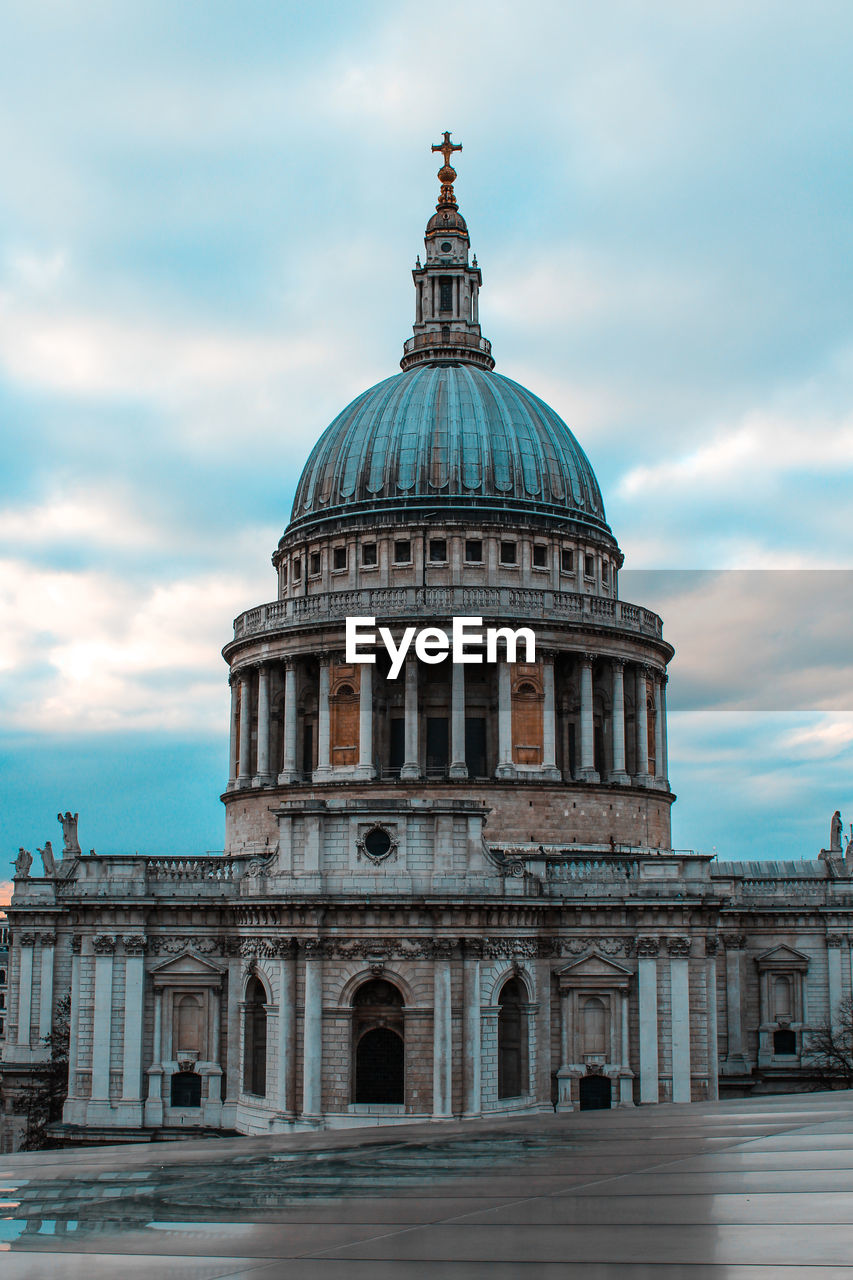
[288,363,609,535]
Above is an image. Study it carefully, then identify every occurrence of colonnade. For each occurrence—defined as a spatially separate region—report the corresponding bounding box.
[227,650,670,791]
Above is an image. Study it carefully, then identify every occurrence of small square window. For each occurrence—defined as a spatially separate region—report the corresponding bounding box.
[500,541,517,565]
[465,539,483,563]
[584,553,594,578]
[333,546,347,571]
[394,539,411,564]
[560,548,573,573]
[293,557,302,580]
[533,544,548,568]
[429,538,447,562]
[361,543,377,567]
[309,551,321,576]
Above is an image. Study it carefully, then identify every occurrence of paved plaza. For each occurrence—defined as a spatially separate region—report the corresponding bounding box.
[2,1091,853,1277]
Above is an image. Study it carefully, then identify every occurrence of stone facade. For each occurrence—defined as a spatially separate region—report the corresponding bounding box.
[3,140,853,1145]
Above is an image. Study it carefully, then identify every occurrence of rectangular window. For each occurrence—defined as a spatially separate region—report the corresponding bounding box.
[584,554,594,578]
[293,557,302,580]
[280,564,288,587]
[429,538,447,562]
[439,276,453,312]
[333,546,347,571]
[309,551,321,576]
[533,544,548,568]
[394,539,411,564]
[361,543,377,567]
[500,541,517,565]
[465,539,483,563]
[602,560,609,584]
[561,548,574,573]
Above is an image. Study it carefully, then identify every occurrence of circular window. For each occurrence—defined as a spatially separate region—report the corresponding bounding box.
[364,826,392,859]
[440,241,452,252]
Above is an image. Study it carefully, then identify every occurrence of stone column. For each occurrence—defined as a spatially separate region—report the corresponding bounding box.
[668,938,692,1103]
[63,937,82,1123]
[635,665,651,785]
[209,987,222,1104]
[449,659,468,778]
[254,663,274,786]
[653,673,666,790]
[618,988,634,1107]
[577,654,599,782]
[356,661,376,779]
[462,943,481,1117]
[144,982,164,1126]
[609,659,630,785]
[314,656,332,780]
[224,959,241,1106]
[541,654,560,780]
[660,674,669,787]
[535,957,553,1105]
[121,936,145,1107]
[400,655,420,779]
[432,952,453,1118]
[722,934,747,1072]
[237,669,253,788]
[302,945,323,1120]
[89,934,115,1109]
[279,659,300,783]
[38,932,56,1043]
[828,935,844,1035]
[556,988,574,1111]
[227,676,239,791]
[495,662,515,778]
[15,932,35,1048]
[637,938,659,1104]
[705,938,720,1101]
[277,943,296,1118]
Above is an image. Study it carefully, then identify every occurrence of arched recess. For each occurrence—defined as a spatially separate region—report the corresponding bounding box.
[243,975,268,1097]
[498,976,530,1100]
[351,977,405,1105]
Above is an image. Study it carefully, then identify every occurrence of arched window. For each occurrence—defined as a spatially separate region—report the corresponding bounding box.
[582,997,607,1057]
[174,993,203,1056]
[498,977,528,1099]
[243,976,267,1097]
[352,978,405,1105]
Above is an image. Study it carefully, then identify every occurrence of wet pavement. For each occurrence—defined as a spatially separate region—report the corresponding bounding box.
[2,1091,853,1277]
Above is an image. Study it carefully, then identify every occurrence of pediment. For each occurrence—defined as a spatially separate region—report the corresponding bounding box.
[556,952,634,980]
[755,944,810,971]
[150,949,225,983]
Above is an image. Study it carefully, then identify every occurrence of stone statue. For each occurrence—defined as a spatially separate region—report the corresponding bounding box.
[38,841,56,876]
[14,847,32,878]
[831,810,843,852]
[57,811,82,857]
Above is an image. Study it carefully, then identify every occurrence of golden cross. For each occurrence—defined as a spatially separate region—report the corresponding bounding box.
[431,131,462,168]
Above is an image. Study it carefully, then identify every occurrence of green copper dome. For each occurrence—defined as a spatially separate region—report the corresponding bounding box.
[288,363,609,535]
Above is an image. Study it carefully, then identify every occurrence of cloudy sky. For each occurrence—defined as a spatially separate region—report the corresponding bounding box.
[2,0,852,887]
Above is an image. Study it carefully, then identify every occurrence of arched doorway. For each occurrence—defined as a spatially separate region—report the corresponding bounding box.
[243,976,267,1097]
[352,978,405,1105]
[498,977,528,1099]
[579,1073,612,1111]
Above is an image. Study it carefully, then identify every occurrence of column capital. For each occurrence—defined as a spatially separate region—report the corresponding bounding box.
[705,936,720,957]
[92,933,117,954]
[722,932,747,951]
[18,932,37,947]
[666,936,691,957]
[636,937,660,957]
[826,934,846,949]
[71,934,83,954]
[123,935,147,955]
[581,651,597,667]
[317,651,332,668]
[39,932,57,947]
[610,656,626,671]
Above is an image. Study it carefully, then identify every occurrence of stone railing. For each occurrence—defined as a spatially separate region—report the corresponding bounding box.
[232,587,664,642]
[145,856,240,882]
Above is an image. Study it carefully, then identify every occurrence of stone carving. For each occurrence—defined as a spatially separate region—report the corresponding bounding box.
[722,933,747,950]
[245,852,278,878]
[826,934,845,949]
[18,932,37,947]
[57,811,82,857]
[483,937,539,959]
[636,938,660,957]
[831,810,843,852]
[123,936,147,955]
[71,934,82,954]
[14,847,32,878]
[705,936,720,957]
[40,932,57,947]
[38,841,56,876]
[667,936,691,957]
[92,934,116,954]
[149,935,218,956]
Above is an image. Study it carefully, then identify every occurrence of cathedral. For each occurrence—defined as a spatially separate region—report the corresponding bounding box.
[3,138,853,1145]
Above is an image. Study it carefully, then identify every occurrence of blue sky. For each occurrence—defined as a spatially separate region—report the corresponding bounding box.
[2,0,852,888]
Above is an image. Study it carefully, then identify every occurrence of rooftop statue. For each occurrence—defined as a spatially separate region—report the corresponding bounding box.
[38,841,57,877]
[14,847,32,878]
[831,809,843,852]
[58,811,82,857]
